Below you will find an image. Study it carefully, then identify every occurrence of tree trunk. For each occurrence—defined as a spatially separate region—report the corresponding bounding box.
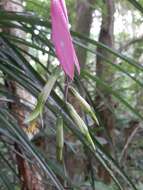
[75,0,95,68]
[1,0,44,189]
[95,0,115,184]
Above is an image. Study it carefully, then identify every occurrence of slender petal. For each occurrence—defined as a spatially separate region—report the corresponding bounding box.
[51,0,80,79]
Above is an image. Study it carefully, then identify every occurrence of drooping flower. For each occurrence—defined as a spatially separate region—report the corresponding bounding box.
[51,0,80,80]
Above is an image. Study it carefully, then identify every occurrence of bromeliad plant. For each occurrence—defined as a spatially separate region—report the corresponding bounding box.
[26,0,96,162]
[0,0,142,189]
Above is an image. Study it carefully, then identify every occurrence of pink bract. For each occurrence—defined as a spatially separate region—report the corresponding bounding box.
[51,0,80,79]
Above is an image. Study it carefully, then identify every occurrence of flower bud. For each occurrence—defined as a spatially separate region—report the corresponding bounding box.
[69,87,99,125]
[56,116,64,162]
[67,102,95,150]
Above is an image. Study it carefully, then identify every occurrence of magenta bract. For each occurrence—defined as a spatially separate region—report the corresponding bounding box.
[51,0,80,79]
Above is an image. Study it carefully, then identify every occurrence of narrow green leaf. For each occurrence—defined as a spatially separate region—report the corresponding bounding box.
[0,172,14,190]
[25,71,58,123]
[127,0,143,14]
[0,110,65,190]
[72,31,143,72]
[82,70,143,121]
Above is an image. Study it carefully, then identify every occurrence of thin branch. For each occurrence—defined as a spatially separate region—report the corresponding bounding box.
[119,125,140,163]
[119,35,143,52]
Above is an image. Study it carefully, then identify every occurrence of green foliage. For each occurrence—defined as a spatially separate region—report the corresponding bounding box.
[0,0,143,189]
[25,69,58,123]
